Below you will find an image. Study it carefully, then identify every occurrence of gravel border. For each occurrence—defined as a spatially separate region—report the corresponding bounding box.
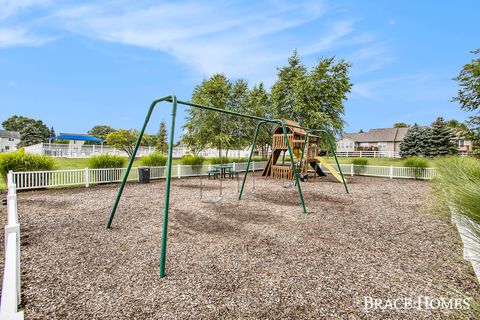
[1,176,479,319]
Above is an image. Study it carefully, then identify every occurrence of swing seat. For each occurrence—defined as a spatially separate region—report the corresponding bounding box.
[207,170,220,180]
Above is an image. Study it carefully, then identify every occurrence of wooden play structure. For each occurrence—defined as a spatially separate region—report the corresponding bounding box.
[262,119,345,183]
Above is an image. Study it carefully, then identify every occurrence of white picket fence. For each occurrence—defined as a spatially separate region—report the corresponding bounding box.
[0,173,24,319]
[9,162,437,191]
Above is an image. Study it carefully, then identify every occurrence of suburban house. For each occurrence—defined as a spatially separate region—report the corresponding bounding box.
[0,130,20,152]
[337,127,473,157]
[336,128,409,155]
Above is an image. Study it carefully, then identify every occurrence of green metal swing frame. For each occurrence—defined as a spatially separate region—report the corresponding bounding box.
[105,95,349,278]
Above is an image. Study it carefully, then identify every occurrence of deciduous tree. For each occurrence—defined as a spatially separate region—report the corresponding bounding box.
[2,115,50,147]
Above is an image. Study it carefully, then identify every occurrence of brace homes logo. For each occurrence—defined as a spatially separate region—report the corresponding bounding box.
[363,296,471,311]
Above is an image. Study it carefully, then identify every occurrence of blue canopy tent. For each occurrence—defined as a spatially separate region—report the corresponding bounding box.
[50,133,104,143]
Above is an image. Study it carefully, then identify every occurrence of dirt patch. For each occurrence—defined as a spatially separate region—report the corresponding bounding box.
[1,176,479,319]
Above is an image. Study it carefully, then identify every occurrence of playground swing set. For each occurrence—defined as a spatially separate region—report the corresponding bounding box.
[105,95,349,278]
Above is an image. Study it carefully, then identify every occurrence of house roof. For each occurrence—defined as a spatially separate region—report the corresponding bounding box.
[52,133,104,143]
[342,128,409,143]
[0,130,20,139]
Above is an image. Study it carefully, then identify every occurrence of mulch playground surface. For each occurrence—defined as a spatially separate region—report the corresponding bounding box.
[1,176,479,319]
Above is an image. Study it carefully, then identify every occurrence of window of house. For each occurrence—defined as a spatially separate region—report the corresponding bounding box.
[359,142,369,147]
[8,138,15,141]
[5,146,10,150]
[458,139,464,147]
[378,142,387,150]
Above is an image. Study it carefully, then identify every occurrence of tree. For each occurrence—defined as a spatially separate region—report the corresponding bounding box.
[156,120,168,155]
[271,51,352,140]
[49,127,56,139]
[452,49,480,150]
[2,115,50,147]
[88,125,116,141]
[427,117,458,157]
[452,49,480,112]
[399,124,430,157]
[394,122,409,128]
[105,130,138,157]
[244,82,273,158]
[182,74,244,157]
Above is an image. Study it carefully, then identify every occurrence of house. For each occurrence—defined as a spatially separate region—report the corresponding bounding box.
[336,128,409,154]
[0,130,20,152]
[337,127,474,156]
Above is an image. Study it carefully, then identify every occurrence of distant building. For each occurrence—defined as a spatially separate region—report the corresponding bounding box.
[337,127,473,156]
[0,130,20,152]
[336,128,409,153]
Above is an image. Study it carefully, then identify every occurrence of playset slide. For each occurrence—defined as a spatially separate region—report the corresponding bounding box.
[309,161,327,176]
[315,156,345,183]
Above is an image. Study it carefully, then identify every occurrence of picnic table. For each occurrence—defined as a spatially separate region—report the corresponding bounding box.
[212,164,233,179]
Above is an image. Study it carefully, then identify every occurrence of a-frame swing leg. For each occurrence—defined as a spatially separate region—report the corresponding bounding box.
[281,122,307,214]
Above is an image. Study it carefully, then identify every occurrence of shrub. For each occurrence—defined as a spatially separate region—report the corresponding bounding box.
[435,157,480,224]
[472,149,480,159]
[181,155,204,166]
[0,149,55,181]
[89,154,126,169]
[208,157,231,164]
[403,156,429,179]
[352,158,368,166]
[141,152,167,167]
[403,156,428,168]
[352,158,368,174]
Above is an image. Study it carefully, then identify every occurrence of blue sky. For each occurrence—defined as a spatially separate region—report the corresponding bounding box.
[0,0,479,141]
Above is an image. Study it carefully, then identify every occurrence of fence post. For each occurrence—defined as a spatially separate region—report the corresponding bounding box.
[85,168,90,187]
[252,161,255,172]
[7,172,18,225]
[177,164,181,179]
[389,165,393,179]
[350,163,354,176]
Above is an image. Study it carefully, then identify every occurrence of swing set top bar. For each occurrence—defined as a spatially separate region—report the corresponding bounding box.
[105,94,348,278]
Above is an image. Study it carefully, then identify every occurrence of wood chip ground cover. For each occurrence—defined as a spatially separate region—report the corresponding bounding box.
[1,176,479,319]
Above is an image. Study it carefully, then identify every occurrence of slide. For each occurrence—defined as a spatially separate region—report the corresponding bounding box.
[315,156,346,183]
[310,161,326,176]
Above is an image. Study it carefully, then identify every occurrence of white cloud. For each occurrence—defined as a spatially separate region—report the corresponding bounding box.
[351,73,454,102]
[50,1,386,83]
[0,0,51,20]
[0,0,393,82]
[0,27,53,47]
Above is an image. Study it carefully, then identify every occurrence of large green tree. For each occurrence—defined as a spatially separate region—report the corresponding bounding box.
[2,115,50,147]
[105,130,138,157]
[156,120,168,155]
[427,117,458,157]
[182,74,249,157]
[452,49,480,149]
[271,50,352,137]
[88,125,116,141]
[452,49,480,112]
[244,82,273,158]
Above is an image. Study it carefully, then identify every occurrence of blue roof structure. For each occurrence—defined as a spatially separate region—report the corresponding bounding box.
[52,133,104,143]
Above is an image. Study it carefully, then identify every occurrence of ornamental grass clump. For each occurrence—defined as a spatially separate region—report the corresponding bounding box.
[141,152,167,167]
[435,157,480,224]
[352,158,368,174]
[0,149,55,181]
[89,154,126,169]
[404,156,429,179]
